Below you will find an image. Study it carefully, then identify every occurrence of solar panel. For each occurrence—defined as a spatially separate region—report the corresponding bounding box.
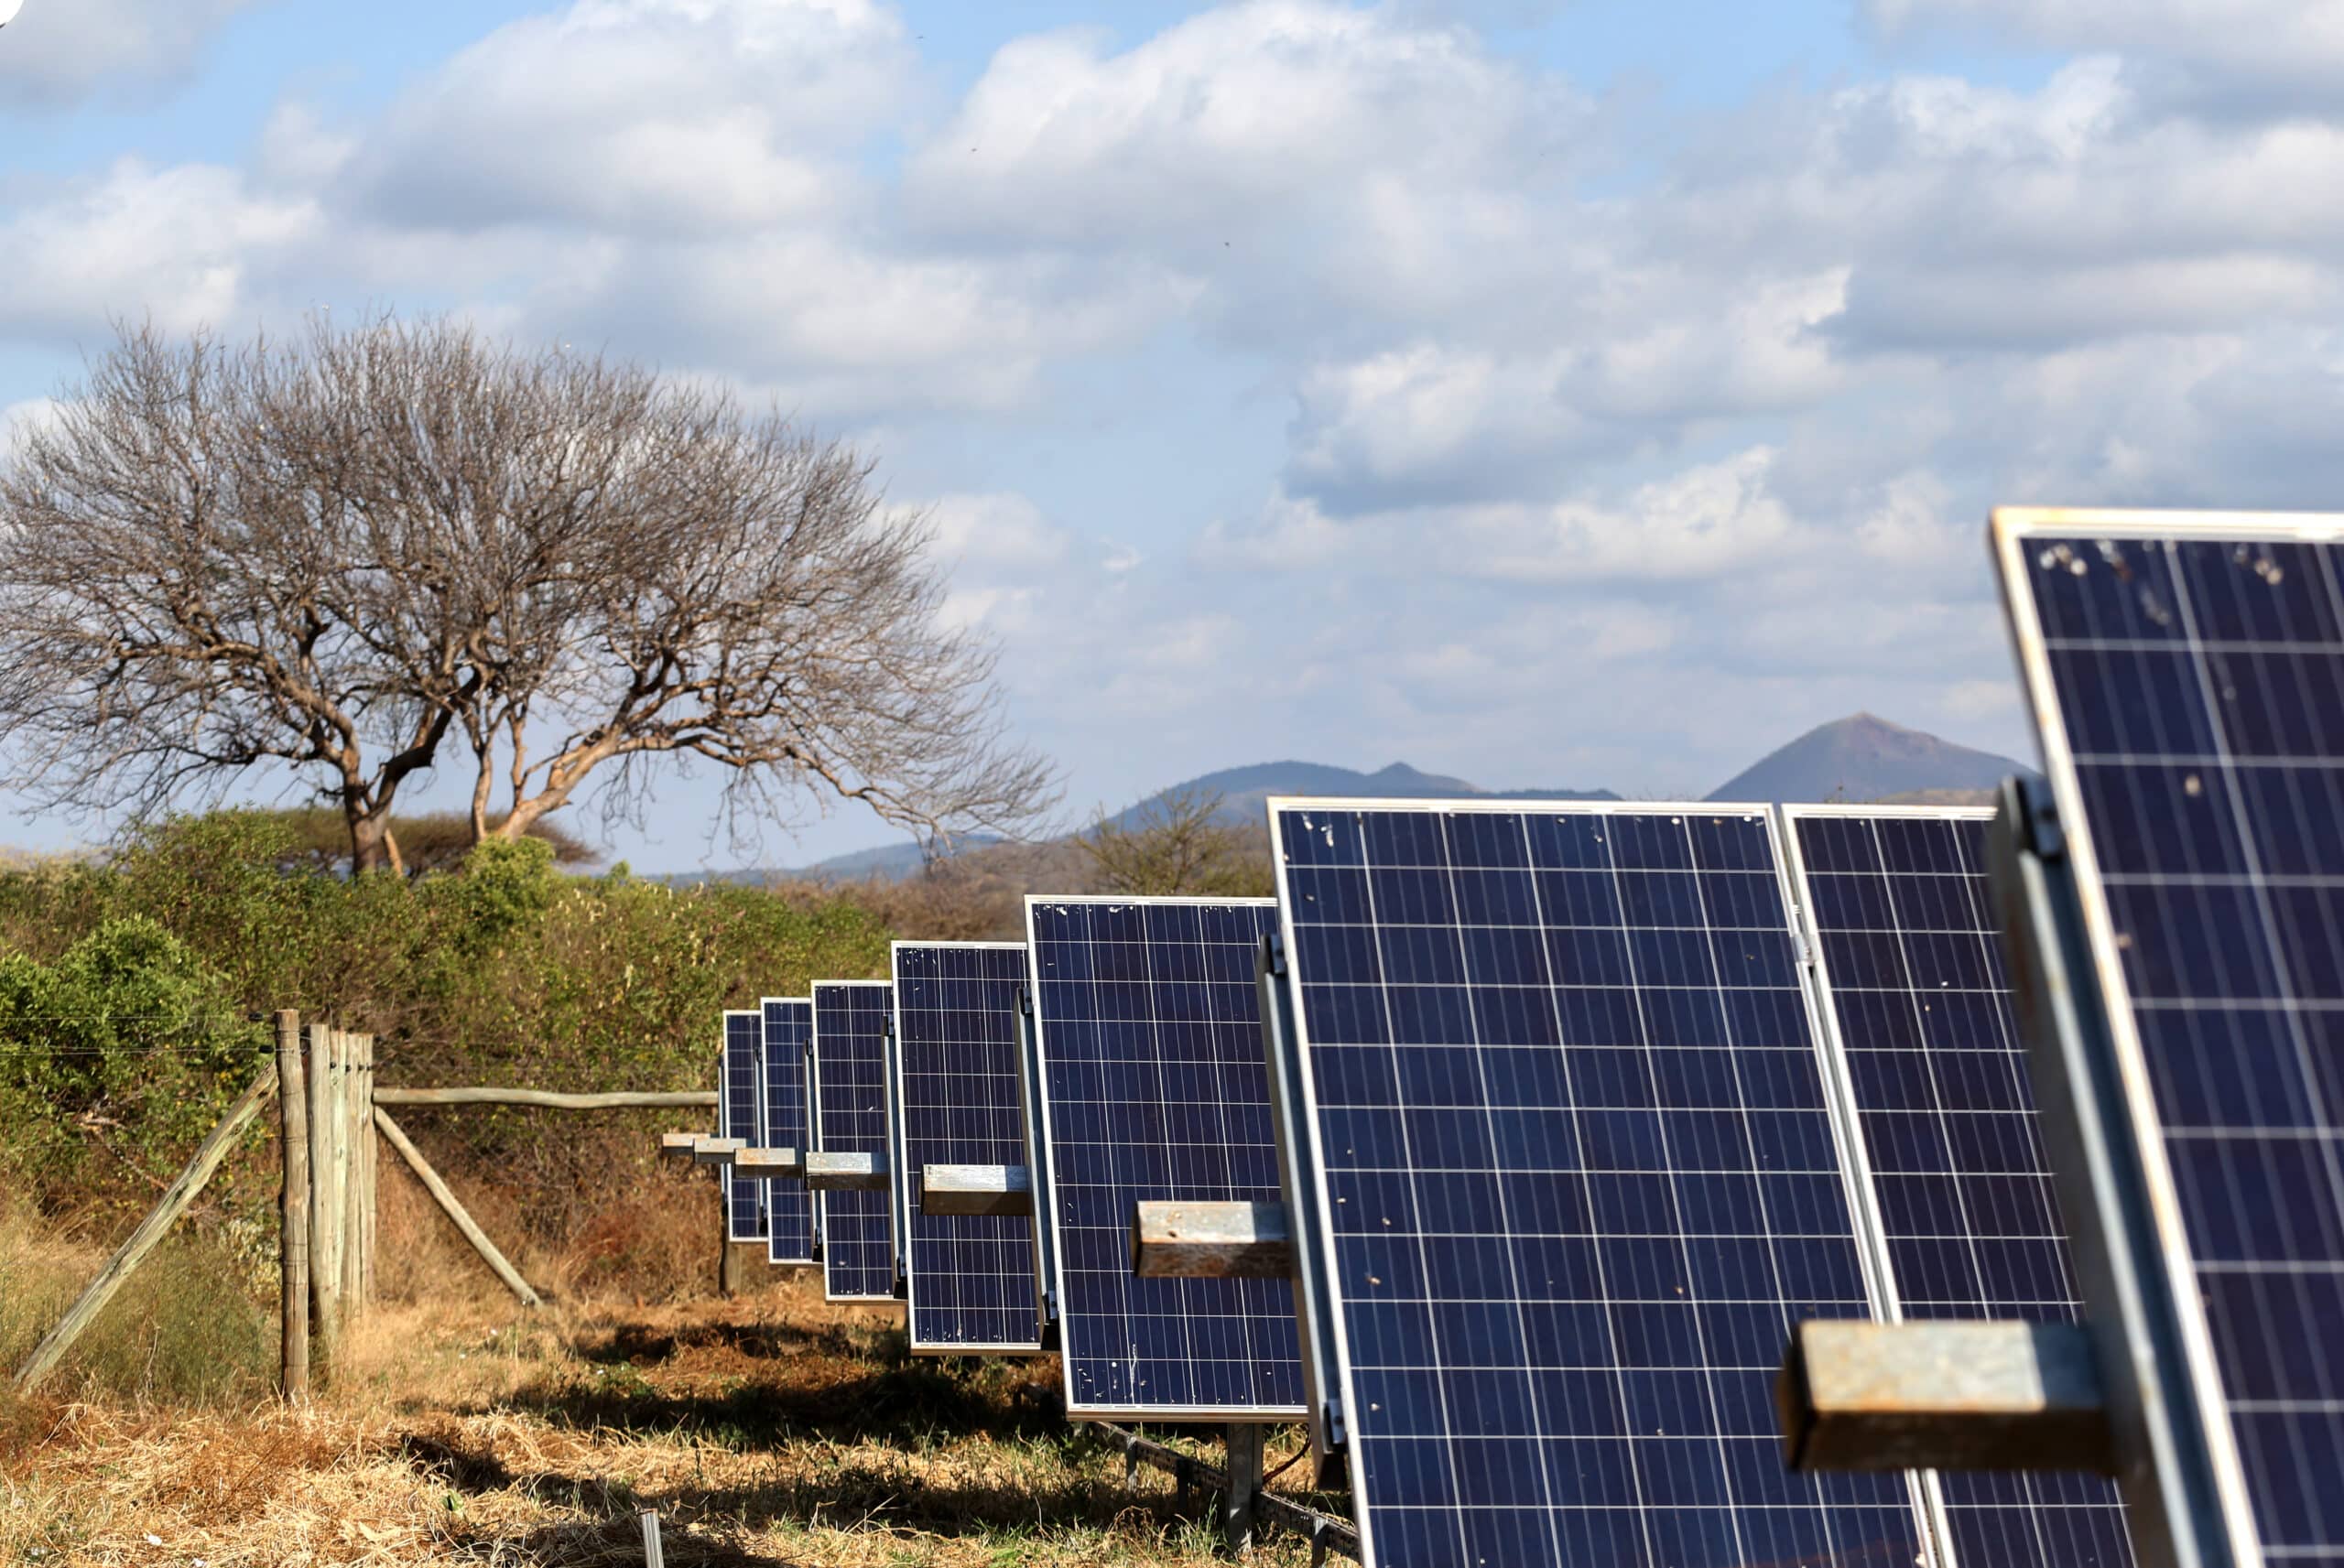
[1996,511,2344,1568]
[760,996,818,1266]
[1025,895,1308,1421]
[889,940,1044,1354]
[1266,797,1929,1568]
[1785,805,2136,1568]
[813,980,897,1303]
[722,1009,765,1243]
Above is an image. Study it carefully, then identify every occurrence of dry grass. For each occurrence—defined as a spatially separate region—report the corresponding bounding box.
[0,1267,1330,1566]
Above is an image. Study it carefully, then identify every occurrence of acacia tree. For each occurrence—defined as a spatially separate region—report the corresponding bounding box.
[0,315,1054,871]
[1078,787,1273,896]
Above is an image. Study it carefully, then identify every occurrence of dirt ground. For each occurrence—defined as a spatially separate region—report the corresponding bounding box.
[0,1269,1340,1566]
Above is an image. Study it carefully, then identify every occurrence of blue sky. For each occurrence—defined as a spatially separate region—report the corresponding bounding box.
[2,0,2339,871]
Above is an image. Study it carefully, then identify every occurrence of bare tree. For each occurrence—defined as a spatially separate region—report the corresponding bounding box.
[0,315,1055,871]
[1077,786,1274,897]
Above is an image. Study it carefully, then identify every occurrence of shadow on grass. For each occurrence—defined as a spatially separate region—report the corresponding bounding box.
[406,1425,1202,1557]
[483,1357,1066,1451]
[441,1513,799,1567]
[571,1316,872,1368]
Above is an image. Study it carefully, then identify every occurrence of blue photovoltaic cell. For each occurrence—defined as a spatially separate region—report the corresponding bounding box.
[1270,798,1926,1568]
[1026,896,1308,1419]
[890,942,1042,1352]
[723,1010,765,1244]
[2001,521,2344,1564]
[761,997,817,1266]
[1790,807,2135,1568]
[813,981,896,1303]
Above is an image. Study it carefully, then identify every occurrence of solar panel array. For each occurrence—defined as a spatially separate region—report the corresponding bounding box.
[1026,896,1308,1420]
[722,1010,765,1244]
[1999,515,2344,1568]
[761,996,818,1266]
[813,980,897,1303]
[1786,806,2135,1568]
[891,941,1044,1353]
[1269,798,1926,1568]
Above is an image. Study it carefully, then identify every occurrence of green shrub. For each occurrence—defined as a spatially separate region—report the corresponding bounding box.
[0,809,897,1250]
[0,915,267,1200]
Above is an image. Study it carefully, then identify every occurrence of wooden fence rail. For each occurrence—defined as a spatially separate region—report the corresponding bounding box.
[375,1087,716,1109]
[11,1014,715,1396]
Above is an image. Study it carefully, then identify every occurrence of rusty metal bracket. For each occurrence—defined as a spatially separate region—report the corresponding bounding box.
[1779,1320,2114,1474]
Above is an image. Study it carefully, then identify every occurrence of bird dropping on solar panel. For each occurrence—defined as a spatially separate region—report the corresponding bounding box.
[1267,797,1931,1568]
[890,941,1044,1354]
[813,981,897,1303]
[1785,805,2136,1568]
[761,996,818,1266]
[722,1009,765,1243]
[1026,895,1308,1421]
[1995,510,2344,1568]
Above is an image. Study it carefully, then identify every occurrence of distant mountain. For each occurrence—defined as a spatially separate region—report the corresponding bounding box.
[765,719,2026,882]
[779,762,1615,881]
[1706,713,2034,805]
[792,835,1002,880]
[1100,760,1617,831]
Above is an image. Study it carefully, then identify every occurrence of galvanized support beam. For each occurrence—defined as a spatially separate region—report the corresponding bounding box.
[659,1131,701,1158]
[733,1147,802,1174]
[920,1162,1032,1217]
[1778,1320,2114,1475]
[804,1150,888,1191]
[1132,1200,1295,1279]
[690,1136,746,1165]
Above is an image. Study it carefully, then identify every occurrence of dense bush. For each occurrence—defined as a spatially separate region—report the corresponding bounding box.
[0,810,894,1239]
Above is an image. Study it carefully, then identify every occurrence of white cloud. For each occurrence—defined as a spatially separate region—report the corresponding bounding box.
[1217,449,1804,585]
[923,492,1071,570]
[1866,0,2344,114]
[0,159,316,341]
[0,0,254,106]
[352,0,912,236]
[16,0,2344,811]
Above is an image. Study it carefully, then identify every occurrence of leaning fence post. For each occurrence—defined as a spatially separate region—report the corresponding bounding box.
[276,1010,310,1401]
[14,1062,278,1391]
[373,1107,544,1308]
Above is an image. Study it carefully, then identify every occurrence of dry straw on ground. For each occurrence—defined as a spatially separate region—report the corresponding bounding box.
[2,1264,1329,1566]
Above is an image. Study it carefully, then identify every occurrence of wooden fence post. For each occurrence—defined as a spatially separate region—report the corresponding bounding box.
[339,1031,367,1312]
[275,1011,310,1402]
[14,1064,278,1391]
[358,1033,376,1307]
[307,1024,342,1376]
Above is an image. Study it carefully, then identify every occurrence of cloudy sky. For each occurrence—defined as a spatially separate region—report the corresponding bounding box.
[2,0,2339,870]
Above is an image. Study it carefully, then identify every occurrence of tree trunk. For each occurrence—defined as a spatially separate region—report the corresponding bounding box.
[349,808,396,876]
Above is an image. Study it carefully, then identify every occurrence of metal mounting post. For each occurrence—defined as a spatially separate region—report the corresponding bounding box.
[803,1151,887,1190]
[1132,1200,1295,1279]
[919,1163,1033,1217]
